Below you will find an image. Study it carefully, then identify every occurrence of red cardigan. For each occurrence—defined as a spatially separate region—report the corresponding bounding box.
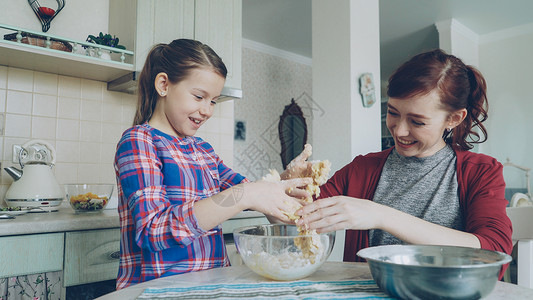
[319,147,513,262]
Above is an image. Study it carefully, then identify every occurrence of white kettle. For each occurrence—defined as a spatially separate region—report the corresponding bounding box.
[4,140,64,208]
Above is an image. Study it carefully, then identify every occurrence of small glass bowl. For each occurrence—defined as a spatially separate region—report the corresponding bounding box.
[65,184,114,213]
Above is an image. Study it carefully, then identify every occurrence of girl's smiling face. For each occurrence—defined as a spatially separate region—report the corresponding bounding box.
[386,91,465,158]
[150,68,225,138]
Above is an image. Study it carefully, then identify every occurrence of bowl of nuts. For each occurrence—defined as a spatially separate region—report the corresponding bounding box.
[65,184,114,213]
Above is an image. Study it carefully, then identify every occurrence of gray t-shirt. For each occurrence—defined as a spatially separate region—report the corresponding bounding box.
[369,145,464,246]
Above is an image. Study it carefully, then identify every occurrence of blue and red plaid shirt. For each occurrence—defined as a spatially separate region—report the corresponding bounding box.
[114,124,246,289]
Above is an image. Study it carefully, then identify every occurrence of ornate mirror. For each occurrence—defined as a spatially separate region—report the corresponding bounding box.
[279,99,308,169]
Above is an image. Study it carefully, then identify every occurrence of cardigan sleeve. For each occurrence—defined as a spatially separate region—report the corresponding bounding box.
[457,152,513,256]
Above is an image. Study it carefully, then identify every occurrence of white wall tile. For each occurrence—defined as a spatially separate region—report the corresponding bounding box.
[77,163,100,183]
[6,90,32,114]
[55,140,80,163]
[7,68,33,92]
[101,123,123,144]
[103,90,123,105]
[57,97,81,119]
[80,121,101,142]
[33,94,58,117]
[99,163,116,184]
[58,76,81,98]
[32,116,56,140]
[4,114,31,138]
[102,100,123,124]
[56,118,80,141]
[81,99,102,121]
[0,66,7,89]
[81,79,103,101]
[55,162,78,184]
[122,102,136,125]
[219,101,234,118]
[0,89,6,113]
[220,118,234,135]
[79,141,100,163]
[100,143,117,164]
[34,72,58,96]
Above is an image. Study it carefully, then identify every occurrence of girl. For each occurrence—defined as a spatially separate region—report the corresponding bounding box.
[293,49,513,277]
[114,39,310,289]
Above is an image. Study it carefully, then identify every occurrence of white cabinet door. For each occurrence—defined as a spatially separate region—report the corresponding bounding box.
[134,0,195,69]
[153,0,195,44]
[194,0,242,89]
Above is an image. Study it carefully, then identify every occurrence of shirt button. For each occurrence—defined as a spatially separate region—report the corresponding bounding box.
[135,191,142,196]
[192,155,197,160]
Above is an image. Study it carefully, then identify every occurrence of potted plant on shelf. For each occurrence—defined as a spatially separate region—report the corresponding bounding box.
[85,32,126,60]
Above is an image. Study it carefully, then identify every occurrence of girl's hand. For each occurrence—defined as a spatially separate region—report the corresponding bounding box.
[295,196,384,233]
[243,177,312,223]
[280,144,312,180]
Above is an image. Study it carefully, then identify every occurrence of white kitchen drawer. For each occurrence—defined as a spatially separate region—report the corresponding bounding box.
[63,228,120,287]
[0,233,64,277]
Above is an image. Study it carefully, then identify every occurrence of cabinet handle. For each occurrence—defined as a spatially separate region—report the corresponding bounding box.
[108,251,120,260]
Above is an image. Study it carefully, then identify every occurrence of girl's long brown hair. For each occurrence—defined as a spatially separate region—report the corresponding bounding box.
[387,49,488,151]
[133,39,227,125]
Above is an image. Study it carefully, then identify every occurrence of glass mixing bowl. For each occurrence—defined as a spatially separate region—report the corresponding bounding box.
[65,184,114,213]
[233,224,335,281]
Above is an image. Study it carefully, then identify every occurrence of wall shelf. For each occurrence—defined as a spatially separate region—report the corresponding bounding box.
[0,40,134,82]
[0,23,134,83]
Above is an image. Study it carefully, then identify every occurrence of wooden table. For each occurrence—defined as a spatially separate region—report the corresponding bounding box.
[96,262,533,299]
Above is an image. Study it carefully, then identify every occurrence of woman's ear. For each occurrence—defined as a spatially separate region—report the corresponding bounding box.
[448,108,468,129]
[154,72,169,97]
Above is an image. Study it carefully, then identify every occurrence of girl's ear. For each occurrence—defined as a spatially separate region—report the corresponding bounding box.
[448,108,468,129]
[154,72,169,97]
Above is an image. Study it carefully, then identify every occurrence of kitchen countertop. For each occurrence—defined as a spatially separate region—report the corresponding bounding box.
[0,204,120,237]
[0,203,266,237]
[95,262,533,299]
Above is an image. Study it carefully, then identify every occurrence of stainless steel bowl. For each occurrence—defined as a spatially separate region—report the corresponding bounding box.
[233,224,335,280]
[357,245,512,300]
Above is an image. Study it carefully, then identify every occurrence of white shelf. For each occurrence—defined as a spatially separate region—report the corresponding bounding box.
[0,40,134,82]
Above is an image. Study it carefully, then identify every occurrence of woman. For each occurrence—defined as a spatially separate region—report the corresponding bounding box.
[295,49,513,270]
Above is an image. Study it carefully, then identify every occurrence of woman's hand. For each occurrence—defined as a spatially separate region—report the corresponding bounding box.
[295,196,384,233]
[243,177,312,223]
[295,196,482,248]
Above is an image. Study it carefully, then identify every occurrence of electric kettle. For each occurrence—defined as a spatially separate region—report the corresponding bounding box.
[3,139,63,209]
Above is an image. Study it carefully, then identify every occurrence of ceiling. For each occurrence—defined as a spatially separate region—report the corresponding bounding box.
[242,0,533,80]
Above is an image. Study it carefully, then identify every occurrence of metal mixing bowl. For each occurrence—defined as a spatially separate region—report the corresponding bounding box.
[357,245,512,300]
[233,224,335,281]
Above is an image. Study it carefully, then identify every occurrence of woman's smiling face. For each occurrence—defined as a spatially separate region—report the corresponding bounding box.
[386,91,452,158]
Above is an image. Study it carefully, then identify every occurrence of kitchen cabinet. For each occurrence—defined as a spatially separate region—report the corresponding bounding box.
[109,0,242,93]
[0,229,119,290]
[63,228,120,287]
[194,0,242,90]
[0,233,64,278]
